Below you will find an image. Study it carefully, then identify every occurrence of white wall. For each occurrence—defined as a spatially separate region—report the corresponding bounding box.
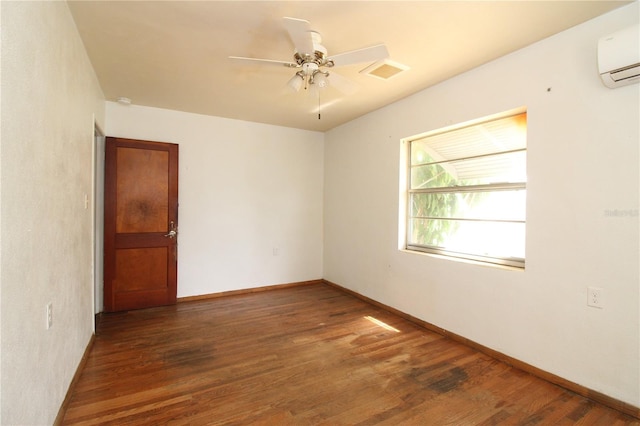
[1,2,635,422]
[0,2,106,424]
[106,104,324,298]
[324,3,639,407]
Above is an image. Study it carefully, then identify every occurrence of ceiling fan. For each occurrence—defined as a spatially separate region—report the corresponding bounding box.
[229,17,390,94]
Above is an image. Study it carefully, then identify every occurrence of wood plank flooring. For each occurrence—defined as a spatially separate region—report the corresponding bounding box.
[61,283,638,425]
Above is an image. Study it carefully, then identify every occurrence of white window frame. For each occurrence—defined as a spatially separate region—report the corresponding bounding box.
[403,111,527,268]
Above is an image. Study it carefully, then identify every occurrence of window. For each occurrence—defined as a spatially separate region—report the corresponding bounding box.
[406,111,527,268]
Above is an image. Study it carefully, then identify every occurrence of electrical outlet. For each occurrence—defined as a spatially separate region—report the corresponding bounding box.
[46,303,53,329]
[587,287,603,309]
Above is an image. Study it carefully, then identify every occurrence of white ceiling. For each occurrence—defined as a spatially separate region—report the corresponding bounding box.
[68,1,630,132]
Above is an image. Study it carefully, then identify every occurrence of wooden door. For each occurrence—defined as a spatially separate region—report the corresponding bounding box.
[104,137,178,312]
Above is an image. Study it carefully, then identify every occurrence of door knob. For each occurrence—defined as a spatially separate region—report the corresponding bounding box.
[164,221,177,239]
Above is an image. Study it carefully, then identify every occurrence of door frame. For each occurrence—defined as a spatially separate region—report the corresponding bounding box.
[92,123,105,329]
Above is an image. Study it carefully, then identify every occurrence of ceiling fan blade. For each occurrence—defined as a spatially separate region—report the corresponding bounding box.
[229,56,297,68]
[283,17,315,55]
[329,44,389,67]
[328,72,358,95]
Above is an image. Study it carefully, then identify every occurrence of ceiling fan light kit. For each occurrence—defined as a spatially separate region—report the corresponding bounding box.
[230,17,390,98]
[313,72,329,88]
[287,73,304,92]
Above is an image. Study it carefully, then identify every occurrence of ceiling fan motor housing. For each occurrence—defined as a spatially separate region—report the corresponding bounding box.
[293,31,333,71]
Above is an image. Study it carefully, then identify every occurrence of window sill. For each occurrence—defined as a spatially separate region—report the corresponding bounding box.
[399,248,525,272]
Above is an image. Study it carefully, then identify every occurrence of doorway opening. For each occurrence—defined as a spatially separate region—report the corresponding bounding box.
[93,124,105,329]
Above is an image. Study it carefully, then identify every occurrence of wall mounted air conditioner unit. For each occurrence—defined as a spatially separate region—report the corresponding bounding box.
[597,23,640,88]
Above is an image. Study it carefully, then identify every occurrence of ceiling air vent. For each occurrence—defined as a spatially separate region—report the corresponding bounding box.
[360,59,409,80]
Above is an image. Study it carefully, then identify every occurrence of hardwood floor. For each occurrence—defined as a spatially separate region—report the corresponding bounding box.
[61,283,638,425]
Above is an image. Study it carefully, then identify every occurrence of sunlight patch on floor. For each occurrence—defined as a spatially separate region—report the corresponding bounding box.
[364,316,400,333]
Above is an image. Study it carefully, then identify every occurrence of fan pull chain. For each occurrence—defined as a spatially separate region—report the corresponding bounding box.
[318,92,321,120]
